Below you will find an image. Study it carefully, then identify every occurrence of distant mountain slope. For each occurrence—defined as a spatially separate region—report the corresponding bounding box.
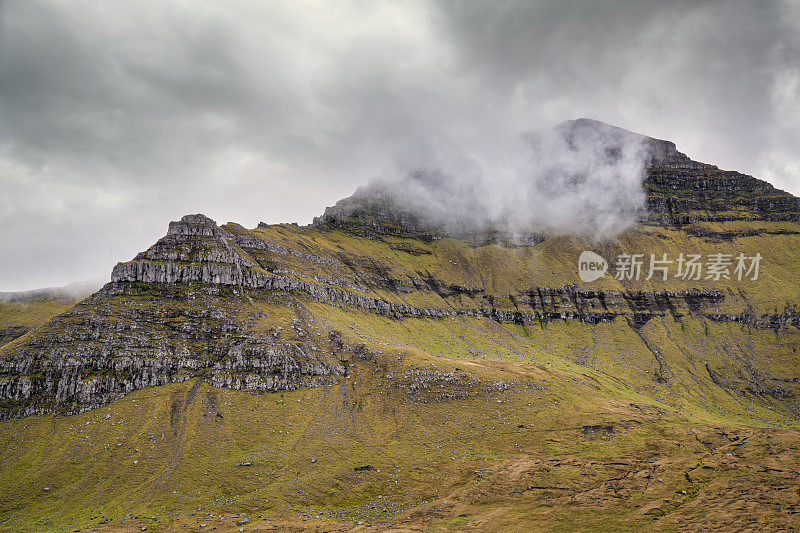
[0,279,105,348]
[0,279,106,304]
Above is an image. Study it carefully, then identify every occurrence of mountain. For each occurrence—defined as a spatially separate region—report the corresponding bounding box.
[1,120,799,531]
[315,119,800,237]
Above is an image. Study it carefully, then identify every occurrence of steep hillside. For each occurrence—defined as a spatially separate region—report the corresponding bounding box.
[1,120,799,531]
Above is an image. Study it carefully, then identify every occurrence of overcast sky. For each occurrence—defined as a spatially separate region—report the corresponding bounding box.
[1,0,798,291]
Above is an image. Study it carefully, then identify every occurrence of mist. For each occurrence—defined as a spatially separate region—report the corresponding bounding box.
[0,278,106,302]
[364,119,648,238]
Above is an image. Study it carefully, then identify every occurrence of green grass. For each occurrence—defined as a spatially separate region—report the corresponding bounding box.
[232,221,800,313]
[0,300,77,328]
[1,364,796,532]
[0,219,799,531]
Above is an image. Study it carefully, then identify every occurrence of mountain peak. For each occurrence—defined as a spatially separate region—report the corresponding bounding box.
[561,117,640,134]
[554,118,696,168]
[315,120,799,237]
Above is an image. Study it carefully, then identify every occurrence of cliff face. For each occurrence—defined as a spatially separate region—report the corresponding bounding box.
[2,209,799,419]
[0,280,344,419]
[1,120,799,421]
[113,214,784,328]
[644,160,800,225]
[0,217,349,418]
[563,119,800,225]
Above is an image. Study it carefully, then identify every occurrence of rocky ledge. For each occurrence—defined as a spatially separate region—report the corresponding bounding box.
[0,282,345,419]
[110,215,749,325]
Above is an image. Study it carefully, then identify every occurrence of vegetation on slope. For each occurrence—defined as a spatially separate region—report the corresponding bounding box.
[0,207,798,531]
[1,284,798,531]
[1,353,798,532]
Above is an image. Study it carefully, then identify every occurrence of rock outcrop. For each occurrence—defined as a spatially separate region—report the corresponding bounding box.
[111,215,744,326]
[2,120,799,420]
[0,280,345,419]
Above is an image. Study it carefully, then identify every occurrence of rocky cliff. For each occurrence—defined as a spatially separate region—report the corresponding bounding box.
[0,280,344,419]
[111,215,761,327]
[1,120,799,421]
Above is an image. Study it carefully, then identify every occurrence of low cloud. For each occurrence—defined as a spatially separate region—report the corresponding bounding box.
[0,0,798,290]
[373,120,648,238]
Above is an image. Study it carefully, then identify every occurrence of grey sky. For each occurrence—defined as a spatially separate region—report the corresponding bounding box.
[1,0,798,291]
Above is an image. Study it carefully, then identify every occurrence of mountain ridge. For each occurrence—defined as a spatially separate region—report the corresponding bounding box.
[2,119,799,419]
[1,120,799,531]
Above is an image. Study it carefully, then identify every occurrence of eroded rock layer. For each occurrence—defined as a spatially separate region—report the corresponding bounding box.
[2,120,800,420]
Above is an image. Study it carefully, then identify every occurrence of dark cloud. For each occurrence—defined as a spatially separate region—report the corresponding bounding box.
[0,0,797,291]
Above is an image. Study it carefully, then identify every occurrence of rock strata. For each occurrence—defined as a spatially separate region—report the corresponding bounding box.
[2,120,799,420]
[0,282,344,419]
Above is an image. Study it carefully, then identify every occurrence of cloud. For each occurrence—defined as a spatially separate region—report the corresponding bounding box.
[0,0,797,290]
[758,0,800,193]
[370,119,649,238]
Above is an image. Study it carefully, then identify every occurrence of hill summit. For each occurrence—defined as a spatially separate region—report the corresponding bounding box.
[315,119,799,239]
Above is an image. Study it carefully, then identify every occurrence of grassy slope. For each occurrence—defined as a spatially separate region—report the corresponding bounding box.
[0,221,799,531]
[0,299,80,351]
[0,353,798,532]
[242,222,800,312]
[0,300,78,329]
